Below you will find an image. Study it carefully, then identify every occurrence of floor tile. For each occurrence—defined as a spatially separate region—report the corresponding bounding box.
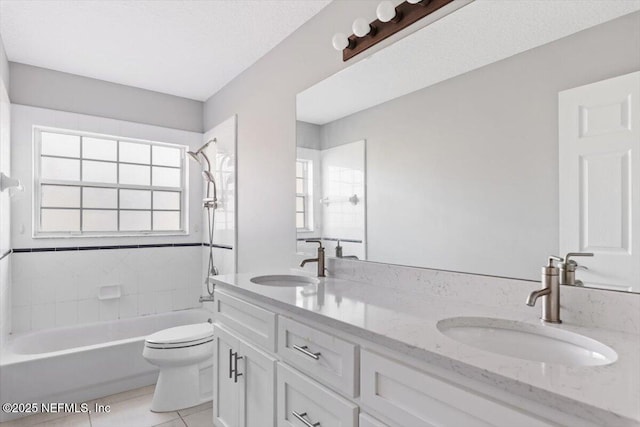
[181,408,213,427]
[87,384,156,407]
[32,414,90,427]
[153,420,186,427]
[176,402,211,418]
[89,394,179,427]
[0,410,70,427]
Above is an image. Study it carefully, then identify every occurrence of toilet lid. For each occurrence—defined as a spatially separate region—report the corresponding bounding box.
[145,323,214,346]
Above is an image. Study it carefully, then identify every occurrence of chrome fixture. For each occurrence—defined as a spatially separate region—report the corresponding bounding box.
[0,172,23,194]
[293,344,321,360]
[188,138,220,300]
[300,239,326,277]
[560,252,594,286]
[292,411,321,427]
[335,240,359,260]
[526,256,562,323]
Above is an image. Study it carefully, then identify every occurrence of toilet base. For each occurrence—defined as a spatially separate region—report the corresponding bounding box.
[151,361,213,412]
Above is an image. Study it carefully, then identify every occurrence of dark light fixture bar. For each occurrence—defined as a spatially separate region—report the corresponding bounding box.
[336,0,455,62]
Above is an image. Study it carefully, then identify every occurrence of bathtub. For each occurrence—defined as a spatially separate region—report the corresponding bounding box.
[0,308,211,422]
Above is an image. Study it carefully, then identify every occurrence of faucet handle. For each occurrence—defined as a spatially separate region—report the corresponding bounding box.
[565,252,593,264]
[547,255,563,266]
[306,239,324,249]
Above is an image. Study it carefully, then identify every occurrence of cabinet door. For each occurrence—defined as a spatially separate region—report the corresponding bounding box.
[237,339,277,427]
[214,326,240,427]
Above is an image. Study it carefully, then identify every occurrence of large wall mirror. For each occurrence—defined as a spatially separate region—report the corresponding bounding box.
[296,1,640,293]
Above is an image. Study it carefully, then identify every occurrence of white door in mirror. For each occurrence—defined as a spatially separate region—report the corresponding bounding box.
[559,71,640,292]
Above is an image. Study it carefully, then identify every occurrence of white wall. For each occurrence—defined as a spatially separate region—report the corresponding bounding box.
[9,63,203,133]
[0,73,11,344]
[10,105,205,333]
[0,32,11,345]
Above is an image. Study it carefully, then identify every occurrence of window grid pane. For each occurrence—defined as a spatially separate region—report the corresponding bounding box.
[36,129,186,235]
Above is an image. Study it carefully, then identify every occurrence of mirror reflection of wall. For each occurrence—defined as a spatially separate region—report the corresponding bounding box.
[296,6,640,292]
[296,121,366,259]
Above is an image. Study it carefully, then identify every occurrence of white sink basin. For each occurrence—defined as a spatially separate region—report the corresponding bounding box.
[250,275,319,287]
[437,317,617,366]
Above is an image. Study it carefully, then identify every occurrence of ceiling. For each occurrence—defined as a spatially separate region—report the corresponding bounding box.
[0,0,331,101]
[297,0,640,125]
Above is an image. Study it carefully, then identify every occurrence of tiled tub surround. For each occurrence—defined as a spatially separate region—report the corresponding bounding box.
[11,245,203,333]
[211,267,640,426]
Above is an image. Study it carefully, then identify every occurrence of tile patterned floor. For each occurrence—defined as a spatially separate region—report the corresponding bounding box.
[0,386,213,427]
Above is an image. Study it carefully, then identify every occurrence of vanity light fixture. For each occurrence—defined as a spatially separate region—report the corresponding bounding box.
[332,0,454,61]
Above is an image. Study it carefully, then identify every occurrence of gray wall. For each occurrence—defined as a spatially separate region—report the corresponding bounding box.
[9,63,203,132]
[0,34,8,91]
[296,121,321,150]
[317,11,640,280]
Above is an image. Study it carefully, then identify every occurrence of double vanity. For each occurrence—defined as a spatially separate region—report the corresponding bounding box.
[209,264,640,427]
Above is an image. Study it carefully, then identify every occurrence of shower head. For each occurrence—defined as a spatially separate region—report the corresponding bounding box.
[187,151,202,164]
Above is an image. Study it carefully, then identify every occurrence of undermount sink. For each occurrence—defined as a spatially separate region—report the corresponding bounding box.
[437,317,617,366]
[250,275,320,287]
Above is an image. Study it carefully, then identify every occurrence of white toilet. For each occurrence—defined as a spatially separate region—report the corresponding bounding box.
[142,322,214,412]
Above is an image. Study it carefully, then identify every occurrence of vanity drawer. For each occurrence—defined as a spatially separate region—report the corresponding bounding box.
[214,289,276,352]
[360,349,554,427]
[278,315,358,396]
[360,413,389,427]
[277,362,358,427]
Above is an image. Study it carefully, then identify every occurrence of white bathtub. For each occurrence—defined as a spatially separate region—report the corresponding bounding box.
[0,308,211,422]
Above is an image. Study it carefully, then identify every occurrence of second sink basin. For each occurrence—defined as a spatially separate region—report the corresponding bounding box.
[250,274,319,287]
[437,317,617,366]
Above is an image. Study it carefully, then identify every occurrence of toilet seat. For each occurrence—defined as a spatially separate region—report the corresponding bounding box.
[145,323,214,349]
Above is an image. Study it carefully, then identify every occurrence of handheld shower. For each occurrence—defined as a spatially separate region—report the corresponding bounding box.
[187,138,220,299]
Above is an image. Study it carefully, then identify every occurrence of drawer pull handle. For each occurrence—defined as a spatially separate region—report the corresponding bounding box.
[293,344,321,360]
[292,411,320,427]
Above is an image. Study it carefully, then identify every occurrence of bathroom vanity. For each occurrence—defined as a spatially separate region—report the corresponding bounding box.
[210,269,640,427]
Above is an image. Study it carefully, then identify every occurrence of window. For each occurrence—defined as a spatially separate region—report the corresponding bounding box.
[296,159,313,230]
[34,127,188,237]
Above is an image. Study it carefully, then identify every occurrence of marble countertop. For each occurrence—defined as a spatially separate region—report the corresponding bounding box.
[211,272,640,426]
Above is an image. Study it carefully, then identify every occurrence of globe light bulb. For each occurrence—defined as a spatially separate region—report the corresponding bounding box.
[331,33,350,51]
[376,1,397,23]
[352,17,371,37]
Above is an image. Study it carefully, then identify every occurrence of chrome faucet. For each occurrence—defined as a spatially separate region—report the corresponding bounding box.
[559,252,593,286]
[300,239,326,277]
[526,256,562,323]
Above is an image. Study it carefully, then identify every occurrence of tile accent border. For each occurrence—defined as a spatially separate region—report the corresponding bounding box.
[0,249,11,261]
[12,242,233,253]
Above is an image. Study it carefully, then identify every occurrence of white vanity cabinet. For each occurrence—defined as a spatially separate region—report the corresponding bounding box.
[212,287,596,427]
[213,325,277,427]
[360,350,554,427]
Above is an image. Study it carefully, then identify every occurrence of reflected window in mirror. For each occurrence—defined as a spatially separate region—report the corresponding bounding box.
[295,159,313,231]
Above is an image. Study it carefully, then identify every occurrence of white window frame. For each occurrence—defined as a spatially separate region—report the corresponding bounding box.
[296,159,313,231]
[33,126,189,238]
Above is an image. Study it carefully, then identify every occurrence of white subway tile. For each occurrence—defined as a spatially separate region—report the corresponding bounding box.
[31,303,55,331]
[119,294,138,319]
[99,300,119,321]
[55,301,78,327]
[77,299,100,324]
